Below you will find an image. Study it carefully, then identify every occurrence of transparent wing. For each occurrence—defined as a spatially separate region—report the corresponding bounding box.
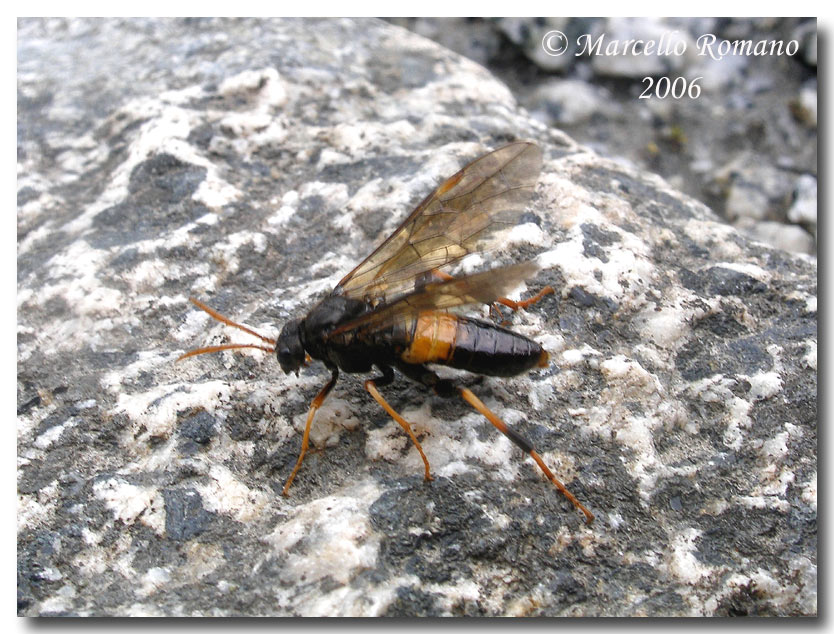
[327,261,540,338]
[333,141,543,305]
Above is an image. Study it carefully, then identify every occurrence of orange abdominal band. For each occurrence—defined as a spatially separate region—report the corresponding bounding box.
[401,312,458,364]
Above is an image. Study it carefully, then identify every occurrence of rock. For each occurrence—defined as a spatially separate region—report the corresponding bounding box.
[528,79,614,126]
[793,19,817,67]
[386,17,504,68]
[586,17,694,78]
[18,18,816,617]
[496,17,580,73]
[792,82,817,128]
[787,174,817,229]
[388,19,816,254]
[719,160,796,222]
[736,219,816,255]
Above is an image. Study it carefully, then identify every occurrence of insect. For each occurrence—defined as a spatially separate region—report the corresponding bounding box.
[179,142,594,523]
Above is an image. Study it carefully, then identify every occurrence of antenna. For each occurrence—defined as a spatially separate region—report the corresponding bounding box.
[176,297,275,361]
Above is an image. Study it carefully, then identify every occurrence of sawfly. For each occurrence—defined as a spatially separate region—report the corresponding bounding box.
[179,141,594,523]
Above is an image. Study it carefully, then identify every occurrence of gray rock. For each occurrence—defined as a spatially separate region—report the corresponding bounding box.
[496,17,579,73]
[793,20,817,66]
[788,174,817,229]
[391,18,817,264]
[528,79,615,127]
[586,18,694,78]
[18,18,816,617]
[386,18,504,69]
[794,82,817,129]
[736,219,816,255]
[719,160,797,223]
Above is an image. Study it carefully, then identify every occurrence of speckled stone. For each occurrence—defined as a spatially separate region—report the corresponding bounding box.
[18,18,816,616]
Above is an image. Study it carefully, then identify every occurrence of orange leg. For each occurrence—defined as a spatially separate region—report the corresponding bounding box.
[458,387,594,524]
[282,370,339,496]
[495,285,555,311]
[365,380,433,482]
[428,269,554,324]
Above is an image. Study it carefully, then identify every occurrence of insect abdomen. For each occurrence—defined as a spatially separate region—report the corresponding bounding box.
[401,312,548,377]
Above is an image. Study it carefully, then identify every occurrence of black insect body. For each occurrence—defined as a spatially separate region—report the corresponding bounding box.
[180,142,594,523]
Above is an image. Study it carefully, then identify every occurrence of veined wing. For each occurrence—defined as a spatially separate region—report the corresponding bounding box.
[333,142,543,305]
[327,261,540,338]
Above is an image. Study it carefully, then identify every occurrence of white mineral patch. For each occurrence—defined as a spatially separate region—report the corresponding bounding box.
[290,580,403,617]
[138,567,171,598]
[425,578,482,614]
[682,218,743,260]
[123,259,177,293]
[124,604,166,617]
[38,595,72,615]
[264,479,382,588]
[664,528,713,585]
[716,563,816,615]
[801,340,817,370]
[185,543,225,580]
[801,474,817,508]
[315,148,351,169]
[110,380,231,439]
[761,430,790,459]
[267,190,299,227]
[607,512,625,530]
[746,371,783,401]
[339,180,386,230]
[219,68,288,108]
[300,180,350,211]
[364,417,410,464]
[34,416,79,449]
[195,465,270,523]
[600,355,660,390]
[17,485,57,530]
[328,120,417,156]
[506,222,546,247]
[561,345,601,366]
[287,395,359,452]
[38,240,123,315]
[713,261,771,283]
[365,398,521,484]
[635,288,711,349]
[687,375,753,452]
[575,355,690,503]
[211,230,268,274]
[82,527,102,546]
[537,210,653,311]
[196,211,219,226]
[193,178,242,209]
[92,478,166,534]
[18,220,53,255]
[526,380,554,413]
[101,350,182,392]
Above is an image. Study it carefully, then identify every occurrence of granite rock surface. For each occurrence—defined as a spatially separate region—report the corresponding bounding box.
[18,18,816,616]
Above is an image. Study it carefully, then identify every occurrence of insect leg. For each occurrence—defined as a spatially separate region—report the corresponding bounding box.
[495,285,555,312]
[364,366,433,482]
[458,387,594,524]
[397,362,592,523]
[282,368,339,496]
[417,269,553,324]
